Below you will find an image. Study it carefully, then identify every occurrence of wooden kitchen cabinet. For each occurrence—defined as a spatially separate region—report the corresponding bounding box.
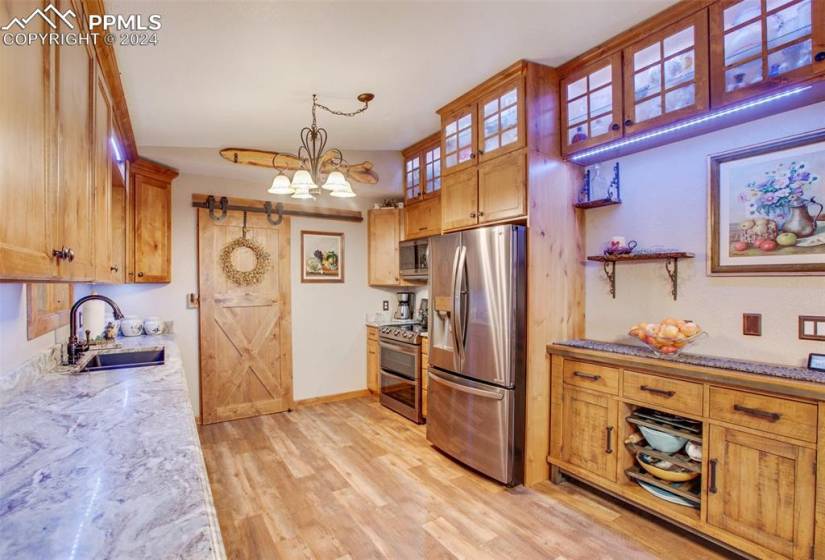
[93,73,117,283]
[477,150,526,224]
[477,78,525,162]
[710,0,825,107]
[560,53,624,156]
[0,1,58,280]
[441,168,479,231]
[109,165,127,284]
[367,326,379,393]
[622,10,710,135]
[559,386,618,482]
[367,208,403,286]
[707,425,815,559]
[55,6,96,281]
[129,159,177,283]
[548,344,825,560]
[441,104,477,175]
[421,336,430,418]
[404,196,441,240]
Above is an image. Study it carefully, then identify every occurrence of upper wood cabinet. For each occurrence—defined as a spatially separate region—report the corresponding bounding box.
[368,207,404,286]
[55,7,96,281]
[0,1,57,281]
[93,74,117,283]
[477,150,527,224]
[130,159,177,283]
[477,79,525,162]
[441,167,480,231]
[441,104,477,175]
[402,132,442,204]
[110,165,127,284]
[623,11,710,135]
[710,0,825,107]
[404,196,441,240]
[561,54,623,156]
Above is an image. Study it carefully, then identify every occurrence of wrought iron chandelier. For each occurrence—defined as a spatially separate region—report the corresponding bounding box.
[269,93,374,200]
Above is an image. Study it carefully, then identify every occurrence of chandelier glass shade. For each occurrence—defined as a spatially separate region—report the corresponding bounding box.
[270,93,373,201]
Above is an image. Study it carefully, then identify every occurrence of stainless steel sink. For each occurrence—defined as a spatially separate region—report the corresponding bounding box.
[81,348,165,372]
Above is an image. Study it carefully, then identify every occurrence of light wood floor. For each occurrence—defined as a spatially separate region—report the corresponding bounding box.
[199,397,731,560]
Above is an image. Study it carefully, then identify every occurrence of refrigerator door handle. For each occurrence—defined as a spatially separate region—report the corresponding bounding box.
[429,370,505,400]
[453,245,467,359]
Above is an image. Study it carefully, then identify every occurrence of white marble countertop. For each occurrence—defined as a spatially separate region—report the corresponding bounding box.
[0,335,225,559]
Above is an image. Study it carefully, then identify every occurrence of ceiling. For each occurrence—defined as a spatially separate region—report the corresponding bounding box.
[112,0,677,153]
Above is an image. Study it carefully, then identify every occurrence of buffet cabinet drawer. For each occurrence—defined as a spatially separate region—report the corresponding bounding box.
[562,360,619,395]
[709,387,818,443]
[622,370,703,416]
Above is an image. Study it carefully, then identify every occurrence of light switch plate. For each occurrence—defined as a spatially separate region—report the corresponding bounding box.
[799,316,825,341]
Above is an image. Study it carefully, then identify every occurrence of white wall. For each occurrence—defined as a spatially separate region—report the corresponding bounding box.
[73,148,406,415]
[584,101,825,367]
[0,284,69,373]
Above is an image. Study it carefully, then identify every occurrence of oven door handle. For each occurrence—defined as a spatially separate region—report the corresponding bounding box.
[380,369,416,383]
[379,340,419,355]
[429,370,504,400]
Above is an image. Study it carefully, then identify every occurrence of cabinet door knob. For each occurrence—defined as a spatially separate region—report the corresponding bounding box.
[470,212,477,218]
[52,247,75,262]
[478,211,485,217]
[624,119,633,127]
[110,265,119,272]
[477,149,484,155]
[816,51,825,62]
[137,271,145,278]
[470,153,477,159]
[610,123,620,131]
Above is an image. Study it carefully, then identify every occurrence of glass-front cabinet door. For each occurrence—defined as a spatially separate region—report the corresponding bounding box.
[441,105,476,174]
[477,79,524,162]
[560,53,623,155]
[623,11,710,135]
[710,0,825,107]
[404,153,422,203]
[423,144,442,197]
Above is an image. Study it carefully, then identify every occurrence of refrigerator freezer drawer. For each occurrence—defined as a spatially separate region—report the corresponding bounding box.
[426,368,515,484]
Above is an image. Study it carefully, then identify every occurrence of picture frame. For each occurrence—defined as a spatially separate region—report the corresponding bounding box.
[300,231,344,283]
[708,129,825,275]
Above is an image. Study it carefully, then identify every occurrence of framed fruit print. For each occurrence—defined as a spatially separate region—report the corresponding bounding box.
[301,231,344,283]
[709,129,825,275]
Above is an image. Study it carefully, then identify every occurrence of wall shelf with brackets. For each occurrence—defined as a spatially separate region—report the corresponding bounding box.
[588,251,695,300]
[575,162,621,209]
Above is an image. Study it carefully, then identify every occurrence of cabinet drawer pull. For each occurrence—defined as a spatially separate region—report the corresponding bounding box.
[708,459,718,494]
[640,385,675,398]
[733,404,781,422]
[418,226,427,231]
[605,426,614,454]
[573,371,601,381]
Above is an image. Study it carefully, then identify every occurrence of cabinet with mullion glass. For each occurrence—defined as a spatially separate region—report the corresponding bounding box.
[402,132,441,205]
[478,80,525,162]
[710,0,825,107]
[441,106,476,175]
[561,53,623,156]
[622,10,709,135]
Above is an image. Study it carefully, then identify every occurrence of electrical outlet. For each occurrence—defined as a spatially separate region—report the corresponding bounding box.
[382,300,389,311]
[742,313,761,336]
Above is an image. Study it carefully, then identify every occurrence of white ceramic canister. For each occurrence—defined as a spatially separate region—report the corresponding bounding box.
[120,316,144,337]
[143,316,163,336]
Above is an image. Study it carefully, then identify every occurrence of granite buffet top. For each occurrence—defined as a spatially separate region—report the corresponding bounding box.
[0,335,225,560]
[554,339,825,385]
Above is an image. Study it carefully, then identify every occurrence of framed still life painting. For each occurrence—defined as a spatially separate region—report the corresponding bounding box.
[709,129,825,275]
[301,231,344,283]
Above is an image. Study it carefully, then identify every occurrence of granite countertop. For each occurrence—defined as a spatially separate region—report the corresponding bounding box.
[553,339,825,385]
[365,319,419,327]
[0,336,225,559]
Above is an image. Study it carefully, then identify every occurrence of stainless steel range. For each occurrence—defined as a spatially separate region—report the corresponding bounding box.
[378,324,426,424]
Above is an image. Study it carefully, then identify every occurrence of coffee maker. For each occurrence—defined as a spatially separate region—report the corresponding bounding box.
[394,292,415,321]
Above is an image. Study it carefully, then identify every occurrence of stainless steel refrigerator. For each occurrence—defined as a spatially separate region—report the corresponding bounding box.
[426,224,526,486]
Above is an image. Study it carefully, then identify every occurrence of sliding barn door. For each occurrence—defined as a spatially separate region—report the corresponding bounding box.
[198,208,293,424]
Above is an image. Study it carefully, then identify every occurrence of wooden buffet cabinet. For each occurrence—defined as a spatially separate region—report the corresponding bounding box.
[548,343,825,560]
[366,326,380,393]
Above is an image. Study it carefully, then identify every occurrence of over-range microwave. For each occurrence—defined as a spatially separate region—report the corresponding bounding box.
[399,238,428,280]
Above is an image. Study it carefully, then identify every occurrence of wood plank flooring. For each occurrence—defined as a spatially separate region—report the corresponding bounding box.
[199,397,732,560]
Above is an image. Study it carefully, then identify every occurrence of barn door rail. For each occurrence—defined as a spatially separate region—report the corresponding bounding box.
[191,194,363,223]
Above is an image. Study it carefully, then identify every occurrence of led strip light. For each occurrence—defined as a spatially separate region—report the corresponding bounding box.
[568,85,814,162]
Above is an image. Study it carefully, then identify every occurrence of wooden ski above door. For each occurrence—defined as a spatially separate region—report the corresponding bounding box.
[197,204,293,424]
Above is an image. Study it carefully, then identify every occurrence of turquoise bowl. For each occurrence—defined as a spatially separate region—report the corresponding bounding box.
[639,425,687,454]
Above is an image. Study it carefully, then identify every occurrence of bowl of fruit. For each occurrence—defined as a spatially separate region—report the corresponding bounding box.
[628,318,705,357]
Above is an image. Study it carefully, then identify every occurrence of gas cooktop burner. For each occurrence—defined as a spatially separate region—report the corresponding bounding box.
[378,323,427,345]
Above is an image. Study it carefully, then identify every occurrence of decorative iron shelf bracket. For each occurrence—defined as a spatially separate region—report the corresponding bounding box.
[587,252,694,301]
